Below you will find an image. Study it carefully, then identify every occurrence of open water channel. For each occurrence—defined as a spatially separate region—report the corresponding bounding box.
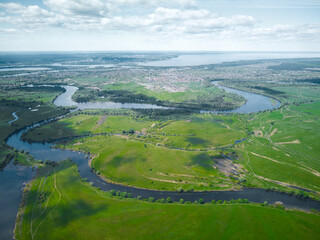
[0,82,318,240]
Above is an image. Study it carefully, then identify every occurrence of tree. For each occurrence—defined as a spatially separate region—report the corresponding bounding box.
[120,192,127,198]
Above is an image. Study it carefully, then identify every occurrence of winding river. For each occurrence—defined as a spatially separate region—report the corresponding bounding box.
[1,83,318,240]
[8,111,19,124]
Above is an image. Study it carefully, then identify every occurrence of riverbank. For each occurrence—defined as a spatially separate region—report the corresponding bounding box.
[14,160,320,240]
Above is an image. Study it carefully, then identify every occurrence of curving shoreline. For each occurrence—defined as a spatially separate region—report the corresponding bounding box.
[0,83,316,240]
[8,111,19,124]
[53,82,280,113]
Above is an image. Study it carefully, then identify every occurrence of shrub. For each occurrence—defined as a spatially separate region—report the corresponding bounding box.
[148,197,155,202]
[160,198,165,203]
[166,197,173,203]
[120,192,128,198]
[198,198,204,204]
[109,190,116,196]
[180,199,184,204]
[211,200,216,204]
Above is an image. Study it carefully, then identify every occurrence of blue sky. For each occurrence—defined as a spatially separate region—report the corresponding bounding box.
[0,0,319,51]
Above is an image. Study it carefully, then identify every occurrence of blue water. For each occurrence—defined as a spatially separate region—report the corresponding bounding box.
[142,52,320,67]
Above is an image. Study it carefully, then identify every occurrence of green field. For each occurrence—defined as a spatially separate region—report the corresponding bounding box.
[23,114,155,142]
[15,161,320,240]
[72,80,245,111]
[237,101,320,196]
[23,112,248,191]
[0,86,68,169]
[66,135,235,191]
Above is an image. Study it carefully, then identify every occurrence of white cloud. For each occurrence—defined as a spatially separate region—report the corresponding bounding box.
[0,0,319,51]
[0,28,18,33]
[43,0,197,18]
[239,24,320,41]
[44,0,111,17]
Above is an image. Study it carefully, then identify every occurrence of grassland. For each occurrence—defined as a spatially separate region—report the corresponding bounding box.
[23,112,248,191]
[237,100,320,196]
[72,80,245,111]
[23,114,154,142]
[15,161,320,240]
[0,87,68,169]
[66,135,236,191]
[19,82,320,200]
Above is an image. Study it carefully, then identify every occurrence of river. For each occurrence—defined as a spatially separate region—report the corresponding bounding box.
[1,83,318,240]
[8,112,19,124]
[141,52,320,67]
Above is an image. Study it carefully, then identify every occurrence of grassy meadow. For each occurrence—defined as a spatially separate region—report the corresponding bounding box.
[237,101,320,195]
[0,87,68,169]
[15,161,320,240]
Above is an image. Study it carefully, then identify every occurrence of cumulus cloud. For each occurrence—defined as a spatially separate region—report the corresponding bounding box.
[0,0,319,45]
[43,0,197,18]
[0,2,255,33]
[44,0,111,17]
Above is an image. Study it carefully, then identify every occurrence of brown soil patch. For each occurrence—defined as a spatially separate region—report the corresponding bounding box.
[275,139,301,145]
[250,152,283,164]
[215,159,242,177]
[254,130,263,137]
[269,128,278,137]
[93,116,107,130]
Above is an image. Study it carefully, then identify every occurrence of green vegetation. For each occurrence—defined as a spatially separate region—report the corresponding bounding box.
[0,86,68,169]
[72,81,245,111]
[23,114,154,143]
[2,56,320,239]
[238,100,320,197]
[15,161,320,240]
[66,135,234,191]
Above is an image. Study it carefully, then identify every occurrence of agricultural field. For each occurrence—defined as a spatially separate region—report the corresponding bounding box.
[15,161,320,240]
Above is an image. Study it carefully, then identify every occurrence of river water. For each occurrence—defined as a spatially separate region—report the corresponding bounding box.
[210,82,280,113]
[54,85,169,110]
[8,112,19,124]
[0,83,318,240]
[141,52,320,67]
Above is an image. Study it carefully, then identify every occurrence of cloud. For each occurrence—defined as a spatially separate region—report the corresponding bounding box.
[44,0,111,17]
[43,0,197,18]
[239,24,320,41]
[0,0,319,46]
[0,28,18,33]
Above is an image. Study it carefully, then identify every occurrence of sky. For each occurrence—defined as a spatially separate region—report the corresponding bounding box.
[0,0,319,51]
